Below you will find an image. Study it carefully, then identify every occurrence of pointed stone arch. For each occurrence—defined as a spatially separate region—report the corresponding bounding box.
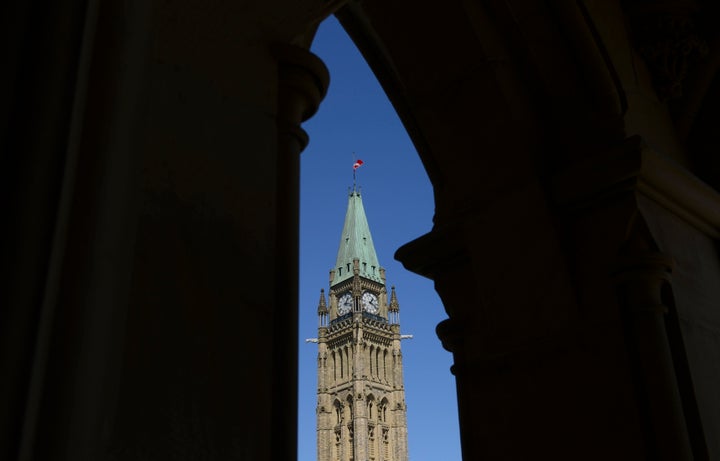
[4,0,720,460]
[333,399,343,425]
[379,397,390,423]
[366,393,376,421]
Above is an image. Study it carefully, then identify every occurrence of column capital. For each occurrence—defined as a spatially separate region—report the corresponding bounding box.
[552,135,720,238]
[612,251,674,288]
[273,43,330,152]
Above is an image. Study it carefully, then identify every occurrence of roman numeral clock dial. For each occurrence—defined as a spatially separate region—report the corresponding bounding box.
[361,291,379,314]
[338,292,353,315]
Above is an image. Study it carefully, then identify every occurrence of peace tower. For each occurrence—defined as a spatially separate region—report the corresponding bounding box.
[315,187,409,461]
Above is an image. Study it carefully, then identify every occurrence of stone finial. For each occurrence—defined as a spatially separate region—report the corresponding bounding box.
[317,288,328,314]
[389,286,399,312]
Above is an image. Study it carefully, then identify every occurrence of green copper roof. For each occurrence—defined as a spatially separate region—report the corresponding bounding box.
[333,189,383,285]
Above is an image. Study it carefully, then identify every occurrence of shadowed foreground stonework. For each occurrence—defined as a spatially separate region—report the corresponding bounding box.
[2,0,720,459]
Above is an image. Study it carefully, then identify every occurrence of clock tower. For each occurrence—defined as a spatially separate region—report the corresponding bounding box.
[315,188,409,461]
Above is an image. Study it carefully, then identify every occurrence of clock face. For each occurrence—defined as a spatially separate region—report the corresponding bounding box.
[338,293,353,315]
[361,292,379,314]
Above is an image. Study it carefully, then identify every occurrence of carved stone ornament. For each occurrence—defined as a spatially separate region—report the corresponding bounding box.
[624,0,708,101]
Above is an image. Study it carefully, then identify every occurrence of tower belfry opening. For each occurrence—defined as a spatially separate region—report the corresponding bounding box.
[314,188,409,461]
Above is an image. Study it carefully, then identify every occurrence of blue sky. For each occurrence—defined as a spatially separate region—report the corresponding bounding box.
[298,16,462,461]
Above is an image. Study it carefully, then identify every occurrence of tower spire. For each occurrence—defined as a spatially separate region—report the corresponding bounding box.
[333,188,381,285]
[317,288,327,313]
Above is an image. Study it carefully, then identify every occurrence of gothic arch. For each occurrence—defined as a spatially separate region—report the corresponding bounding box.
[379,397,389,423]
[333,399,343,425]
[345,394,354,422]
[368,344,375,378]
[332,351,337,382]
[366,394,376,420]
[4,0,720,459]
[382,348,388,381]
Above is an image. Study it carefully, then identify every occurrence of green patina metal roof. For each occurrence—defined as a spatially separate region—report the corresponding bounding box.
[333,189,383,285]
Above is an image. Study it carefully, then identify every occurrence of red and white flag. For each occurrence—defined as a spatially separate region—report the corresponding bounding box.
[353,159,364,170]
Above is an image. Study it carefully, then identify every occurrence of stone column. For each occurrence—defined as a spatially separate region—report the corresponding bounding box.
[2,2,153,459]
[317,329,332,461]
[396,225,479,460]
[101,14,329,461]
[273,42,330,461]
[613,249,693,460]
[390,324,409,461]
[351,319,368,461]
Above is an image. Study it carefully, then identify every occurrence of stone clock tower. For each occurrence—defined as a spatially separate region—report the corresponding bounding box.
[315,188,409,461]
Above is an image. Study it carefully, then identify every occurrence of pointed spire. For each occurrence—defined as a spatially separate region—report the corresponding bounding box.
[317,288,328,314]
[333,189,382,285]
[389,286,399,311]
[389,286,400,325]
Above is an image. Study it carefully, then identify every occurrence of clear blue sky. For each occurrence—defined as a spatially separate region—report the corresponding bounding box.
[298,16,462,461]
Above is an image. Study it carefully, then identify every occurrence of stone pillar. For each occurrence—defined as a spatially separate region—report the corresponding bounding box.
[350,317,368,461]
[613,249,694,460]
[273,42,330,461]
[396,225,480,460]
[97,11,329,461]
[352,391,368,461]
[396,134,719,459]
[317,329,332,461]
[390,324,409,461]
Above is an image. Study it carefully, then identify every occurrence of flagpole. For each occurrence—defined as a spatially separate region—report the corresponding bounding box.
[351,156,363,192]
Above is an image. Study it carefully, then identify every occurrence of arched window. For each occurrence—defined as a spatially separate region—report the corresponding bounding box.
[379,398,389,423]
[346,394,354,421]
[369,345,374,377]
[334,400,342,425]
[334,429,341,460]
[344,346,350,378]
[383,349,388,381]
[375,348,380,377]
[367,395,375,420]
[382,427,390,460]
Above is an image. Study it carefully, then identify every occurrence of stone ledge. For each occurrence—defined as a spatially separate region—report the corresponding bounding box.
[551,135,720,238]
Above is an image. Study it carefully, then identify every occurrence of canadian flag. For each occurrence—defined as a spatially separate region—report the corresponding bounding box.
[353,159,364,170]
